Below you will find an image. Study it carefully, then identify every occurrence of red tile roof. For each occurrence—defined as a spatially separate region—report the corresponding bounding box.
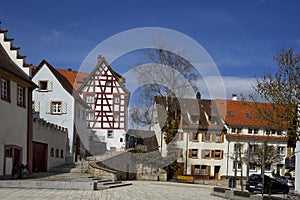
[55,69,89,90]
[226,134,288,142]
[215,100,285,128]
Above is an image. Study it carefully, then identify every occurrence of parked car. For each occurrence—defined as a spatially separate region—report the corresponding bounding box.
[246,174,289,194]
[276,176,295,188]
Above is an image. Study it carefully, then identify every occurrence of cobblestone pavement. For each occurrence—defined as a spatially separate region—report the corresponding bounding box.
[0,180,223,200]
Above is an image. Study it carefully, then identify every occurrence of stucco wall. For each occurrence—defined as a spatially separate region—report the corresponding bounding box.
[0,81,28,176]
[32,65,74,158]
[94,129,125,151]
[33,118,67,170]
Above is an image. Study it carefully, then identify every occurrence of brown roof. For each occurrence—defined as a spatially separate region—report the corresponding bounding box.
[154,96,226,132]
[33,60,88,107]
[0,43,35,87]
[55,69,89,90]
[215,100,285,128]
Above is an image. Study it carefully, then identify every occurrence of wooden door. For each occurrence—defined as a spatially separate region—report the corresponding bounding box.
[214,166,220,180]
[32,142,48,172]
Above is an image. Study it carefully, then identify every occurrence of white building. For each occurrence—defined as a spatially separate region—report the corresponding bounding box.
[216,99,290,178]
[0,28,36,176]
[151,97,227,179]
[78,56,130,152]
[32,60,90,163]
[295,141,300,193]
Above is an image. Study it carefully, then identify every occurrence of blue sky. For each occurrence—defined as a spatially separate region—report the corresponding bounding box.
[1,0,300,99]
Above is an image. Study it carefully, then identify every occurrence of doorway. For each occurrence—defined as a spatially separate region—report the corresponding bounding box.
[32,142,48,172]
[214,166,221,180]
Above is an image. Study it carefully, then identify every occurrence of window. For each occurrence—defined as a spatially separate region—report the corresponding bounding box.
[85,95,94,103]
[114,114,119,121]
[194,165,200,175]
[39,81,48,91]
[205,133,211,141]
[246,113,251,118]
[234,143,243,152]
[250,145,258,153]
[214,150,222,159]
[277,147,285,155]
[51,102,62,114]
[5,148,12,157]
[179,148,183,158]
[106,81,112,86]
[228,111,234,117]
[215,134,222,143]
[266,130,270,135]
[254,129,258,134]
[60,150,64,158]
[248,128,253,134]
[271,130,276,135]
[190,115,199,124]
[120,138,123,143]
[50,148,54,157]
[231,128,236,133]
[277,130,282,135]
[55,149,59,157]
[203,149,210,158]
[249,163,256,171]
[114,96,120,104]
[233,161,242,170]
[193,133,199,141]
[107,130,114,138]
[190,149,198,158]
[86,112,94,121]
[1,78,10,101]
[201,165,209,175]
[17,85,25,107]
[237,128,242,134]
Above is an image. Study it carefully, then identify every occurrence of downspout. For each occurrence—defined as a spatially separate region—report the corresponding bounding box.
[27,87,34,173]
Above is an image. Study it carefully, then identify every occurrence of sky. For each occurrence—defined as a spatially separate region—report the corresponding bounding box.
[1,0,300,100]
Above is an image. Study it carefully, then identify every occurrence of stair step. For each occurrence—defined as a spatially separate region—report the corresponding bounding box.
[102,181,122,185]
[108,183,132,188]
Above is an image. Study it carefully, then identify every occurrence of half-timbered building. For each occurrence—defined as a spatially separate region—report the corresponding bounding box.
[78,56,130,152]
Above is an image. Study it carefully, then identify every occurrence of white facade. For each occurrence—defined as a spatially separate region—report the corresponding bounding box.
[32,61,90,162]
[79,56,129,152]
[0,80,29,176]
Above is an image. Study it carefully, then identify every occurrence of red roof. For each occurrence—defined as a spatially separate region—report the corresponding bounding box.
[55,69,89,90]
[215,100,286,128]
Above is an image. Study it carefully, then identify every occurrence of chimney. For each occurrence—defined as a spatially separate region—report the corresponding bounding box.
[97,55,103,63]
[67,68,72,71]
[232,94,237,101]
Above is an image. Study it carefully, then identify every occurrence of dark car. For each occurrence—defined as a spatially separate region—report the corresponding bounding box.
[246,174,289,194]
[276,176,295,188]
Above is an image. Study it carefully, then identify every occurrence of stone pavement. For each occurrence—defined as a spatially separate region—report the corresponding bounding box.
[0,180,224,200]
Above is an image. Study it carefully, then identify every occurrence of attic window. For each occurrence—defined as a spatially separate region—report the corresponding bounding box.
[228,111,233,117]
[39,81,48,91]
[246,113,251,118]
[190,115,199,124]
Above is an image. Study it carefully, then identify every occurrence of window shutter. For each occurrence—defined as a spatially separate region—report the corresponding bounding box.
[207,166,211,175]
[221,150,224,159]
[47,81,53,91]
[202,132,205,141]
[189,149,192,158]
[61,101,67,113]
[35,101,40,112]
[46,102,51,114]
[201,150,204,158]
[211,150,214,159]
[221,134,224,143]
[191,165,195,176]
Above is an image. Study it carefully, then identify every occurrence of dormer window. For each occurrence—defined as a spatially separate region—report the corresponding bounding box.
[228,111,233,117]
[246,113,251,118]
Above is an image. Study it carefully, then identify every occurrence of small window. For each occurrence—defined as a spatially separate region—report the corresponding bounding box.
[107,130,114,138]
[51,102,62,114]
[201,166,208,175]
[254,129,258,134]
[39,81,48,91]
[55,149,59,157]
[246,113,251,118]
[106,81,112,86]
[191,149,198,158]
[194,165,200,175]
[277,130,282,135]
[114,96,120,104]
[1,78,10,101]
[248,128,253,134]
[265,164,271,171]
[5,148,12,157]
[233,161,242,170]
[60,150,64,158]
[271,130,276,135]
[120,138,123,143]
[232,128,236,133]
[50,148,54,157]
[17,85,25,107]
[203,149,210,158]
[277,147,285,155]
[85,95,94,103]
[86,112,94,121]
[215,134,221,142]
[237,128,242,134]
[205,133,211,141]
[214,150,221,159]
[193,133,199,141]
[249,163,256,171]
[228,111,233,117]
[114,114,119,121]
